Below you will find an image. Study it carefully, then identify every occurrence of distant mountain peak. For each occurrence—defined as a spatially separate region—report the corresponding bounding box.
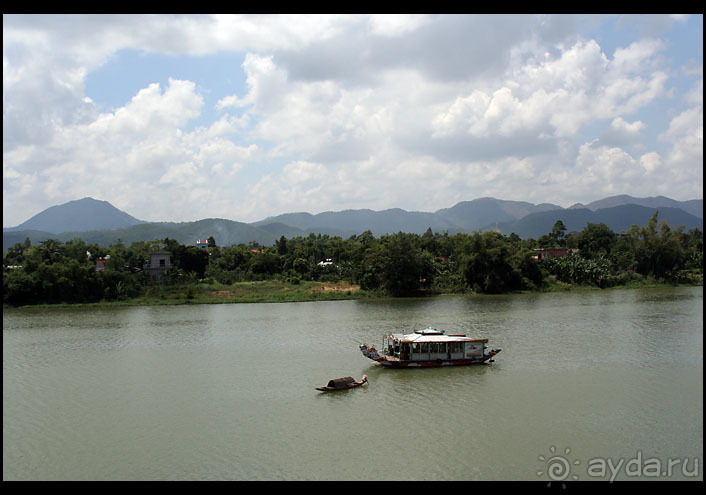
[584,195,681,211]
[6,197,145,234]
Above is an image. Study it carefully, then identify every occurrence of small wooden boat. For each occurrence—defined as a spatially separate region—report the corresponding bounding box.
[316,375,368,392]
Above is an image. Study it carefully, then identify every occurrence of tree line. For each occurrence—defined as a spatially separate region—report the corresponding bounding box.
[3,211,702,305]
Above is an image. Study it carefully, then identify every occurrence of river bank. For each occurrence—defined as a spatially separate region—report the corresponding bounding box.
[4,277,702,309]
[3,280,376,308]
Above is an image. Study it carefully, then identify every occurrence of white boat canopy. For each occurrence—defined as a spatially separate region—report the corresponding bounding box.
[389,328,488,344]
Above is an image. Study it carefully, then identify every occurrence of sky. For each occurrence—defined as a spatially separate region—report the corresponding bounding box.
[3,14,703,228]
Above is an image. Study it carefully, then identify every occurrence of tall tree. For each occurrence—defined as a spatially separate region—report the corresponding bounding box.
[551,220,568,247]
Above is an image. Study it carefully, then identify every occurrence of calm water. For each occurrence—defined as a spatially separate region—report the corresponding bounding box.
[3,287,703,481]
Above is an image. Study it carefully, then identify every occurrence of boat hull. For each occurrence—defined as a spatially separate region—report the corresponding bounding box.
[315,383,364,391]
[360,344,500,368]
[377,356,498,368]
[316,376,368,392]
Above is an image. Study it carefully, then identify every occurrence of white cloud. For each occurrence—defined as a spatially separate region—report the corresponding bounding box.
[3,74,258,222]
[611,39,664,73]
[2,14,703,228]
[639,152,661,174]
[659,105,703,193]
[570,140,674,199]
[90,79,203,139]
[598,117,647,146]
[429,38,669,149]
[369,14,431,37]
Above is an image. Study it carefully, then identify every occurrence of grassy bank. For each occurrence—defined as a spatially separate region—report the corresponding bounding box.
[5,276,701,309]
[118,280,375,306]
[3,280,375,308]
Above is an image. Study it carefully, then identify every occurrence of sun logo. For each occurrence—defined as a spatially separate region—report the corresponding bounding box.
[537,446,580,487]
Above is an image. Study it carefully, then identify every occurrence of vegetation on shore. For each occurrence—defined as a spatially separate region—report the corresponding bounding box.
[3,211,702,307]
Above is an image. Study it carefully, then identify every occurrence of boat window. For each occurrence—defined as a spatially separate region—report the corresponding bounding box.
[433,343,446,353]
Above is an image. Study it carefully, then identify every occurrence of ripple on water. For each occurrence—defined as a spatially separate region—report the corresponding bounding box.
[3,288,702,480]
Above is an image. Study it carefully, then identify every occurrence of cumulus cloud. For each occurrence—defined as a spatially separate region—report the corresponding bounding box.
[2,14,703,227]
[3,75,256,222]
[430,39,668,145]
[659,105,703,194]
[597,117,647,147]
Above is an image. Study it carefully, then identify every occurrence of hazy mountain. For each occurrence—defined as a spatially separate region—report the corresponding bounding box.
[3,218,278,251]
[497,204,703,238]
[248,196,702,243]
[3,195,703,250]
[256,208,459,236]
[4,197,145,234]
[434,197,563,231]
[583,195,703,217]
[256,198,565,235]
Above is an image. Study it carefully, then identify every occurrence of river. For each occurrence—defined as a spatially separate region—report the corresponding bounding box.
[3,287,702,481]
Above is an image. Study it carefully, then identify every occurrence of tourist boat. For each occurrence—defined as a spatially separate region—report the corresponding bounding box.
[360,328,501,368]
[316,375,368,392]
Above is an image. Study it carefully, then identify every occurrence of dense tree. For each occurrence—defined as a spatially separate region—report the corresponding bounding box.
[551,220,568,247]
[275,236,288,256]
[373,233,434,296]
[681,228,703,271]
[629,211,685,278]
[576,223,617,258]
[453,232,519,293]
[3,210,702,305]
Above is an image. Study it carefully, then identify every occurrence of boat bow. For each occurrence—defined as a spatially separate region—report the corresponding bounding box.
[360,344,387,363]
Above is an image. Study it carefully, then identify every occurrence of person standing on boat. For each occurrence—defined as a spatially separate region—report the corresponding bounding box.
[401,343,410,361]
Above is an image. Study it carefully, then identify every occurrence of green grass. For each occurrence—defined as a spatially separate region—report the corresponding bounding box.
[125,280,374,305]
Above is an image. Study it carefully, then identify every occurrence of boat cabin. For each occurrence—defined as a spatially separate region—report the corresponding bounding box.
[382,328,488,362]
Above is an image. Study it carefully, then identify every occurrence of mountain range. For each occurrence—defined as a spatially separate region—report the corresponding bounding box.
[3,195,703,250]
